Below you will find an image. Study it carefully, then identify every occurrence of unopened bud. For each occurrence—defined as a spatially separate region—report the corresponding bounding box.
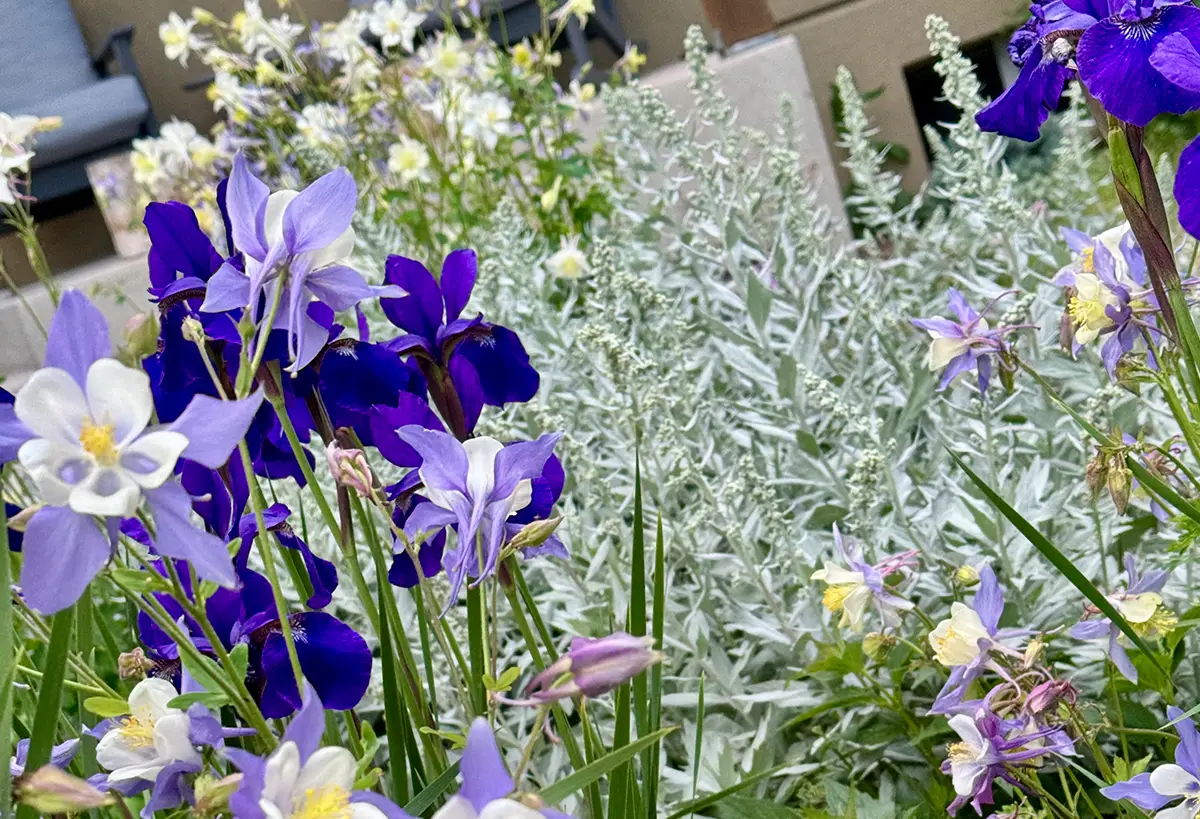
[526,632,663,703]
[1108,462,1132,514]
[181,316,207,345]
[122,312,160,363]
[192,6,217,25]
[540,176,563,212]
[1025,678,1076,714]
[118,647,155,680]
[508,516,564,551]
[954,565,980,587]
[16,766,113,813]
[1050,37,1074,63]
[325,441,374,497]
[1022,637,1044,668]
[193,773,242,816]
[863,631,895,661]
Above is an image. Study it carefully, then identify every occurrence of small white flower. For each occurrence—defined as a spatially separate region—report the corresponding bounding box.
[388,136,431,184]
[296,103,350,147]
[95,679,199,786]
[929,602,991,666]
[368,0,423,51]
[551,0,595,24]
[15,359,191,517]
[945,715,990,798]
[424,34,472,81]
[159,12,207,67]
[257,740,388,819]
[546,236,589,280]
[461,92,512,151]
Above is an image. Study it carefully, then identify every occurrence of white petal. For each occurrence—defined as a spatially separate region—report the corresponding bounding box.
[1153,801,1200,819]
[69,468,141,518]
[264,189,299,249]
[948,714,985,751]
[129,678,181,715]
[950,761,986,798]
[463,437,503,501]
[929,337,968,370]
[260,800,287,819]
[14,367,90,444]
[1152,764,1200,797]
[308,226,356,270]
[350,803,391,819]
[105,760,166,784]
[262,741,301,811]
[815,563,865,586]
[1116,593,1162,625]
[477,800,546,819]
[840,585,873,631]
[505,479,533,517]
[153,713,200,765]
[95,733,153,772]
[121,431,189,488]
[18,438,91,506]
[294,746,357,794]
[432,796,478,819]
[86,359,153,445]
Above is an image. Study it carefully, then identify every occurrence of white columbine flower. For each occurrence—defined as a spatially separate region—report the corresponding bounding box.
[96,679,199,787]
[257,741,384,819]
[462,92,513,151]
[15,359,189,517]
[929,602,991,666]
[159,12,206,67]
[425,34,472,81]
[433,796,545,819]
[388,136,431,184]
[945,715,991,799]
[368,0,423,51]
[546,236,589,280]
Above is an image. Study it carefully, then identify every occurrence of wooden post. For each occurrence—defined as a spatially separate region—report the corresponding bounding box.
[701,0,776,48]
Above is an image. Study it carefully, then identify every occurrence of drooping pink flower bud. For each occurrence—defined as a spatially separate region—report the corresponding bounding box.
[1025,679,1077,715]
[525,632,664,704]
[325,441,374,497]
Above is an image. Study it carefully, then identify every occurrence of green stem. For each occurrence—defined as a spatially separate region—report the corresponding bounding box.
[0,500,12,819]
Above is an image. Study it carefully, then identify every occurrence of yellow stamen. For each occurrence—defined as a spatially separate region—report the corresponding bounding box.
[117,716,156,749]
[1067,294,1110,329]
[947,742,977,763]
[821,584,855,613]
[291,786,352,819]
[1131,606,1177,638]
[1079,247,1095,274]
[79,422,118,465]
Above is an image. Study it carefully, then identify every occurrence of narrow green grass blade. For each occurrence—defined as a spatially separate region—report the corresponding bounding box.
[75,588,96,776]
[692,672,706,809]
[948,449,1167,674]
[1024,366,1200,523]
[665,763,790,819]
[0,500,13,819]
[17,604,74,819]
[402,759,460,816]
[630,454,649,736]
[540,727,677,806]
[646,513,666,818]
[466,585,487,716]
[379,582,410,805]
[609,681,633,819]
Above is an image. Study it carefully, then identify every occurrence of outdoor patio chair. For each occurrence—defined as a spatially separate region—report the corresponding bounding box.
[0,0,157,205]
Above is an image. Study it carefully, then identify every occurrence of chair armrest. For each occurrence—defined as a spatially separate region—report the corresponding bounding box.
[93,24,138,78]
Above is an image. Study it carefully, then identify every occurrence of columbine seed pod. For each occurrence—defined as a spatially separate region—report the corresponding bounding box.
[118,647,155,680]
[325,441,374,498]
[1085,454,1108,498]
[1108,461,1132,514]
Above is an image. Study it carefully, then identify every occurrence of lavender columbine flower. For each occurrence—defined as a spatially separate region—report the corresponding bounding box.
[393,426,563,610]
[0,290,263,613]
[225,687,408,819]
[9,737,79,778]
[810,525,916,632]
[911,289,1021,394]
[1103,706,1200,816]
[523,633,664,704]
[432,719,574,819]
[929,566,1016,715]
[380,250,539,438]
[943,707,1075,815]
[201,152,402,371]
[1056,226,1159,375]
[1070,554,1173,682]
[978,0,1200,140]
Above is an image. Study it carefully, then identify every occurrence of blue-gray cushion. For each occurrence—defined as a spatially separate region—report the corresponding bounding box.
[19,76,149,168]
[0,0,97,111]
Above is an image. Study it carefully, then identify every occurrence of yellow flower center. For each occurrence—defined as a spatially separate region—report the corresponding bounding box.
[79,422,119,466]
[821,584,856,613]
[163,30,186,48]
[947,741,977,763]
[1067,293,1111,329]
[1130,606,1177,638]
[117,715,156,749]
[292,786,352,819]
[1079,247,1095,274]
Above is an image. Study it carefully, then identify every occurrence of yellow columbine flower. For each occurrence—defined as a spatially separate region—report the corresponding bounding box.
[929,603,990,666]
[811,562,872,631]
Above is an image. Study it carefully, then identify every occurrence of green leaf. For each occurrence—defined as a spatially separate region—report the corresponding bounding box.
[402,760,460,816]
[630,453,648,735]
[180,649,228,695]
[418,727,467,749]
[693,672,706,803]
[379,581,410,805]
[795,430,821,458]
[806,505,848,530]
[716,796,804,819]
[229,643,249,681]
[482,667,521,692]
[167,692,229,710]
[778,355,797,400]
[18,605,74,819]
[539,727,677,805]
[947,448,1167,674]
[1109,124,1144,206]
[108,568,157,594]
[82,697,130,718]
[647,513,666,818]
[746,273,772,330]
[666,764,790,819]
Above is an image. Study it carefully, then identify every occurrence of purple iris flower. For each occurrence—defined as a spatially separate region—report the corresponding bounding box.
[1056,226,1160,376]
[0,386,29,464]
[236,503,339,609]
[1103,706,1200,816]
[929,566,1021,715]
[225,686,410,819]
[1070,554,1169,682]
[1145,32,1200,240]
[391,426,564,610]
[978,0,1200,140]
[201,152,402,372]
[314,337,428,448]
[0,290,263,614]
[943,705,1075,815]
[380,250,539,438]
[9,737,79,777]
[4,502,22,552]
[438,719,575,819]
[911,289,1020,394]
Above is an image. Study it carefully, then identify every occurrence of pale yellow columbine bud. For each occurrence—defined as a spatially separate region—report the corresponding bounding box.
[541,176,563,212]
[181,316,207,345]
[16,766,113,813]
[120,312,160,366]
[507,516,564,551]
[576,81,596,103]
[928,602,990,666]
[863,631,895,661]
[192,7,218,25]
[230,10,247,32]
[1022,637,1044,668]
[8,503,41,533]
[811,562,871,632]
[1107,461,1132,514]
[193,773,242,816]
[954,565,981,587]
